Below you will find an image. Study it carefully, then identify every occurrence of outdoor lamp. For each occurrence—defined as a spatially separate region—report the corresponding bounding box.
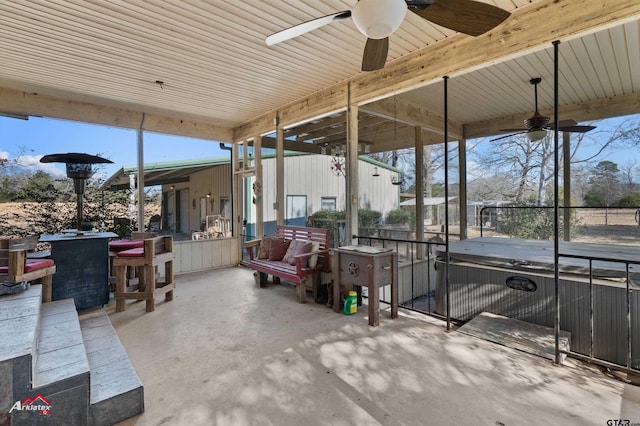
[526,129,547,142]
[352,0,407,39]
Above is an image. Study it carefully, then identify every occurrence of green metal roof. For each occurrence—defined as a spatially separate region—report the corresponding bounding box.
[100,151,400,191]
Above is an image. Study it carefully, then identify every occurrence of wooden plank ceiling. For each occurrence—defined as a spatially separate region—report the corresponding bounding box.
[0,1,639,154]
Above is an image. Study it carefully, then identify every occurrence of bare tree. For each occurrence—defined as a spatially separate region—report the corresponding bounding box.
[470,117,640,204]
[619,160,638,195]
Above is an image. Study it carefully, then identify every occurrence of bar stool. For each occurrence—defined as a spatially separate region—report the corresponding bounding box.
[113,236,174,313]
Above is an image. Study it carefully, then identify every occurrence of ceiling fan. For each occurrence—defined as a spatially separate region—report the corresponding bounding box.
[491,77,596,142]
[265,0,511,71]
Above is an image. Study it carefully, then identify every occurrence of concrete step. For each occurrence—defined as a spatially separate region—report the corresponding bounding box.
[458,311,571,362]
[0,284,42,363]
[0,284,42,422]
[9,298,92,426]
[33,299,90,389]
[80,312,144,426]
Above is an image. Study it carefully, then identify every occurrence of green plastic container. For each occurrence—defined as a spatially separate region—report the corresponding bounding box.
[343,290,357,315]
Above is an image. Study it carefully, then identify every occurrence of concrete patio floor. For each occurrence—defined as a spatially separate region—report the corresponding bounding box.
[93,266,640,426]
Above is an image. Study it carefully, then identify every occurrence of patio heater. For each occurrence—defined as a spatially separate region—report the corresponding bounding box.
[40,153,113,230]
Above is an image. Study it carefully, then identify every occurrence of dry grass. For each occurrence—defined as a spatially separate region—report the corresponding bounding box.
[0,202,160,237]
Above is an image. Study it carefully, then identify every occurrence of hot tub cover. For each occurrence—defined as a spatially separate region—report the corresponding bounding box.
[436,237,640,284]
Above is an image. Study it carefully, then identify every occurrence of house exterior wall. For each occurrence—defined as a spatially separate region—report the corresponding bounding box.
[162,154,399,240]
[167,164,231,233]
[173,237,239,274]
[250,154,399,235]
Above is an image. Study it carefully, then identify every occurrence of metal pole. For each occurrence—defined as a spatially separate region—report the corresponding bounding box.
[627,263,632,371]
[553,40,561,365]
[137,113,146,232]
[443,76,450,331]
[563,132,571,241]
[76,182,84,230]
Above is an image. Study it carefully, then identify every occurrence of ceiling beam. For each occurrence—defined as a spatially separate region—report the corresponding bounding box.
[260,136,321,154]
[284,114,345,137]
[465,91,640,139]
[0,87,234,142]
[233,0,640,141]
[360,97,463,139]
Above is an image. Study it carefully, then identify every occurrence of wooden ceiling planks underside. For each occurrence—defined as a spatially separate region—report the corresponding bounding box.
[0,1,638,154]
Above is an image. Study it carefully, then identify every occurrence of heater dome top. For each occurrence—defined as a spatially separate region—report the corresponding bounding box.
[39,153,113,164]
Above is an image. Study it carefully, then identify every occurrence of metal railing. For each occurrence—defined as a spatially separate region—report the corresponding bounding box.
[242,222,640,374]
[353,234,446,319]
[555,251,640,374]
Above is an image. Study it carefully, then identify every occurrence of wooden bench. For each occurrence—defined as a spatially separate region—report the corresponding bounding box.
[112,235,174,312]
[0,237,56,302]
[245,225,330,303]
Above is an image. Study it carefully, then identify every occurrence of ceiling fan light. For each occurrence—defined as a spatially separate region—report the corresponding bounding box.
[526,129,547,141]
[352,0,407,39]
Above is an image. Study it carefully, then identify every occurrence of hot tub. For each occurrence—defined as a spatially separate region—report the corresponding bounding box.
[435,237,640,368]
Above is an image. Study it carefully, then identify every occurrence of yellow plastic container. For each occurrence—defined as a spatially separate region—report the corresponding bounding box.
[343,291,357,315]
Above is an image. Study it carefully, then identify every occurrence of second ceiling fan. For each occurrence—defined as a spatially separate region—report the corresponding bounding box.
[265,0,511,71]
[491,77,596,142]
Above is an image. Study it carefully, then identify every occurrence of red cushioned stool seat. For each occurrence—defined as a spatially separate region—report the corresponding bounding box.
[116,247,145,257]
[109,239,144,252]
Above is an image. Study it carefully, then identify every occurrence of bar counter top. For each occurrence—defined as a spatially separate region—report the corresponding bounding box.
[40,231,118,242]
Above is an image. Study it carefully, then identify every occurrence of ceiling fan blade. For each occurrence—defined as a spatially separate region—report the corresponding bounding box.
[490,131,527,142]
[556,125,597,133]
[265,11,351,46]
[498,128,527,133]
[362,37,389,71]
[409,0,510,36]
[548,119,578,129]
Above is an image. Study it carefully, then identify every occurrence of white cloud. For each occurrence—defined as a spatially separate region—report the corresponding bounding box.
[1,152,66,178]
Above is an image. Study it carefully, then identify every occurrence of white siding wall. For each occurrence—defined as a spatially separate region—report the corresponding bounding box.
[173,237,239,274]
[254,155,399,223]
[169,164,231,233]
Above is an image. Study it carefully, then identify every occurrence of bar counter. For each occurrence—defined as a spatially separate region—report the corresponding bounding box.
[40,231,117,310]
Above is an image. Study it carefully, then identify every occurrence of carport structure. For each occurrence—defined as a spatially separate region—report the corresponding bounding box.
[2,0,640,406]
[1,2,639,240]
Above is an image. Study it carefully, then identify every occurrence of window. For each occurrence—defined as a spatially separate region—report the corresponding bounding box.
[220,197,231,217]
[321,197,336,211]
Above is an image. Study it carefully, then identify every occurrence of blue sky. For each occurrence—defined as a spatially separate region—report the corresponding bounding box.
[2,113,638,184]
[0,116,229,180]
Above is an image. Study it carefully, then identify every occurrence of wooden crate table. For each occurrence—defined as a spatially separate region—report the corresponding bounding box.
[332,245,398,326]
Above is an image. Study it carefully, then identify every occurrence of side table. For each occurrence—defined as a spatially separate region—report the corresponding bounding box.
[332,245,398,326]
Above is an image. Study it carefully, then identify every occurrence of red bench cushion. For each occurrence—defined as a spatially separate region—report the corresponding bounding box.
[25,259,55,272]
[109,239,145,251]
[0,259,56,274]
[116,247,145,257]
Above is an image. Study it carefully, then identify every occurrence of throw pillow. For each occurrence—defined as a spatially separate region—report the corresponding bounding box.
[268,238,291,261]
[257,236,272,260]
[288,241,313,266]
[307,241,321,268]
[281,240,301,264]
